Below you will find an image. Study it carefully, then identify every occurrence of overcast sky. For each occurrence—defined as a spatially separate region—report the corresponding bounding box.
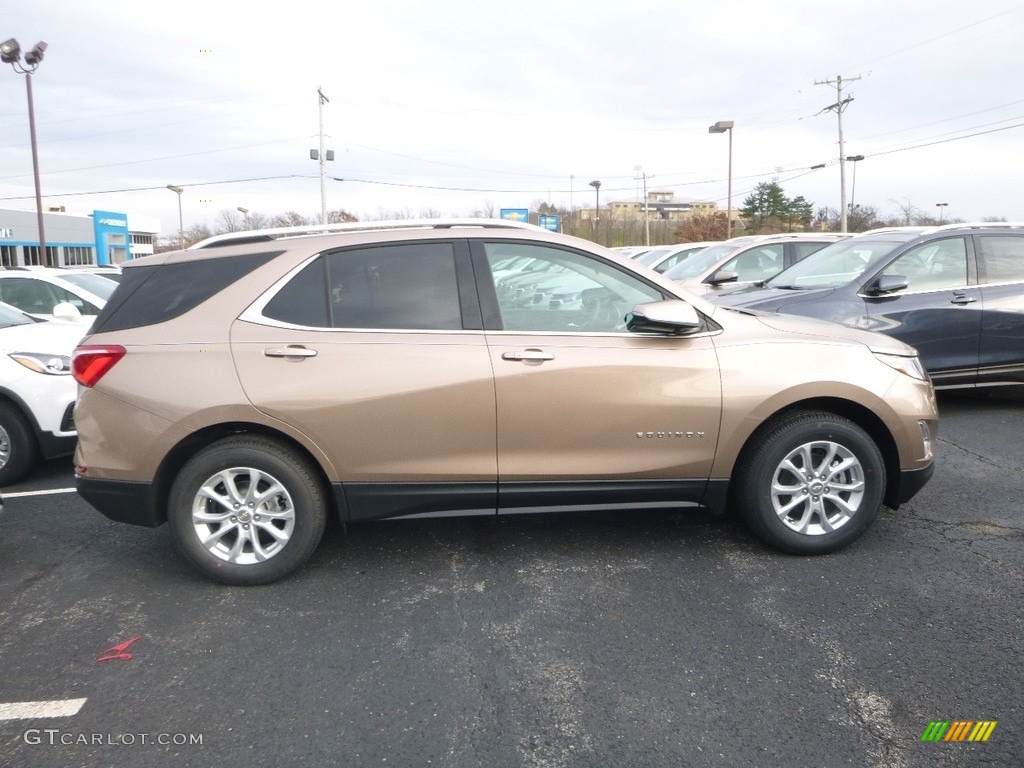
[2,1,1023,238]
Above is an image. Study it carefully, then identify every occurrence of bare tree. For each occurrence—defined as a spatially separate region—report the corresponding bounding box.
[674,211,730,242]
[326,209,358,224]
[472,200,497,218]
[182,223,212,247]
[248,212,271,230]
[889,198,924,226]
[272,211,310,227]
[215,209,244,234]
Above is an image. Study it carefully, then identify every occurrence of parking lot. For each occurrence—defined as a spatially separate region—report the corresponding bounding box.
[0,389,1021,767]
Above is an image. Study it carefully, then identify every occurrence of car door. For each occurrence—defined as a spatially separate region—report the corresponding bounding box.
[974,234,1024,384]
[231,240,498,521]
[862,236,982,386]
[473,240,723,513]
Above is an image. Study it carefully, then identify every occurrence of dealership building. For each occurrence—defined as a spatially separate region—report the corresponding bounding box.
[0,207,160,267]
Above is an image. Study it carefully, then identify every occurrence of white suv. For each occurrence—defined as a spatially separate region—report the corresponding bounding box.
[0,302,83,485]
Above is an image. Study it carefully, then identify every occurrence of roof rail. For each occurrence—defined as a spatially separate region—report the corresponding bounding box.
[921,221,1024,233]
[857,222,1024,237]
[855,226,931,236]
[189,218,549,250]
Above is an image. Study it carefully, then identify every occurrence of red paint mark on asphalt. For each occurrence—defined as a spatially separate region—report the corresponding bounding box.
[96,635,143,662]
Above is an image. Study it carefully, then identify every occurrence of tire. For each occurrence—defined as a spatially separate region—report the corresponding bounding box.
[0,402,38,487]
[733,411,885,555]
[168,436,327,585]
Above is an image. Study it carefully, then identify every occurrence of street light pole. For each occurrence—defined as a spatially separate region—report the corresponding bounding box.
[708,121,734,238]
[2,38,50,267]
[167,185,184,249]
[237,206,250,229]
[936,203,948,224]
[589,180,601,245]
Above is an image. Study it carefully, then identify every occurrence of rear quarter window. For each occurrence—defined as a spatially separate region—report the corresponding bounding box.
[90,251,281,333]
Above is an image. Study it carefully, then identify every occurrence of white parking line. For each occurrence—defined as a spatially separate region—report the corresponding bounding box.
[3,488,77,499]
[0,698,87,720]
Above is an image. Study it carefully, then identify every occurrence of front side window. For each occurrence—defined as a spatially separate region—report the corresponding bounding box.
[720,244,784,282]
[263,242,463,331]
[881,238,967,291]
[485,243,662,332]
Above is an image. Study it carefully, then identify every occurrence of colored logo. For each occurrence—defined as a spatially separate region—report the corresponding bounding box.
[921,721,997,742]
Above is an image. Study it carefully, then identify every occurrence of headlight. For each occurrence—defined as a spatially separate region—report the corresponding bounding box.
[9,352,73,375]
[874,352,928,381]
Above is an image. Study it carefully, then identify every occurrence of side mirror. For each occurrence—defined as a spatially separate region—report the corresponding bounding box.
[705,269,739,285]
[627,300,702,335]
[865,275,908,296]
[52,301,84,322]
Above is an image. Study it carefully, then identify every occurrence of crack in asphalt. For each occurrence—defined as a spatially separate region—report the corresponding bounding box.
[937,436,1024,473]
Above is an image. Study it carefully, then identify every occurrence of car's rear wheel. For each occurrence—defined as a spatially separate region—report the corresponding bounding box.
[0,402,38,487]
[168,436,327,585]
[734,411,885,554]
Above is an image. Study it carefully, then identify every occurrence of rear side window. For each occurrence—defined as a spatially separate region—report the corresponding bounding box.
[977,235,1024,284]
[91,251,280,333]
[262,242,463,330]
[792,241,832,261]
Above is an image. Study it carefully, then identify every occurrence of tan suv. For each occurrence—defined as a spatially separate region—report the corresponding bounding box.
[72,220,937,585]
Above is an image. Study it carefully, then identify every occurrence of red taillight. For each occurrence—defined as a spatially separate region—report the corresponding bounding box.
[72,345,126,387]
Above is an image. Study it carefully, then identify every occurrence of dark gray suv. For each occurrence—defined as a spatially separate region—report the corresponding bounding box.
[710,224,1024,389]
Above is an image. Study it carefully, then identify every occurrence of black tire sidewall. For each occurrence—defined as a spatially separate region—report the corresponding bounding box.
[0,402,37,487]
[168,437,327,585]
[736,412,885,555]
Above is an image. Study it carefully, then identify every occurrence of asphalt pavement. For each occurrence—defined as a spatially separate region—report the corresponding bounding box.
[0,389,1021,768]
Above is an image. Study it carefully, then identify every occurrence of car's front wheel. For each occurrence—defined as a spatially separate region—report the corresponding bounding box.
[0,402,38,487]
[168,436,328,585]
[733,411,886,554]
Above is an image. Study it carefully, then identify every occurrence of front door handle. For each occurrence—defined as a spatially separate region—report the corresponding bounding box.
[950,294,977,305]
[264,345,318,358]
[501,349,555,362]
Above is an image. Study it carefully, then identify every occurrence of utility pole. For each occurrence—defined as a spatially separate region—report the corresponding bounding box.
[309,88,334,224]
[815,74,860,233]
[317,88,329,225]
[634,168,651,247]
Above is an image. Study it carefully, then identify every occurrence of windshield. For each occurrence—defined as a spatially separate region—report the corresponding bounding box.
[0,302,32,327]
[765,237,909,289]
[634,247,673,267]
[661,244,737,279]
[60,272,119,299]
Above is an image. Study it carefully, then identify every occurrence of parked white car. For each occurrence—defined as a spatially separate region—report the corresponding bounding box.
[0,302,84,485]
[0,269,113,325]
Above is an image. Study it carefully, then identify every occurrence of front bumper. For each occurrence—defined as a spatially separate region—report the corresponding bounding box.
[891,461,935,507]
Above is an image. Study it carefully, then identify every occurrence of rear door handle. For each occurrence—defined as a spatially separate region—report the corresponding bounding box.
[501,349,555,362]
[950,294,977,305]
[264,345,318,358]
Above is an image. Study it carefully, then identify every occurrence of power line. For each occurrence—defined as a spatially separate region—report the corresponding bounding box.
[0,175,310,201]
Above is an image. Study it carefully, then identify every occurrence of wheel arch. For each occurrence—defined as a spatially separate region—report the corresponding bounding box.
[151,422,342,526]
[0,387,43,438]
[730,397,901,509]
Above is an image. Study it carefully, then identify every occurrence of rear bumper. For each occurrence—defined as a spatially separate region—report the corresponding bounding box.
[76,476,164,527]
